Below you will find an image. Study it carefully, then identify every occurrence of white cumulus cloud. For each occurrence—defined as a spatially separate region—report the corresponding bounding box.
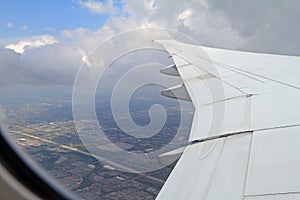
[5,35,58,54]
[79,0,115,14]
[178,9,193,21]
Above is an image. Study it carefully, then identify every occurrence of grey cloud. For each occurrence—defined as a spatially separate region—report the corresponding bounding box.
[0,48,20,85]
[123,0,300,54]
[201,0,300,54]
[0,44,81,86]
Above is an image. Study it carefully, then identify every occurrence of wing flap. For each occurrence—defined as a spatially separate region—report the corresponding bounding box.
[245,126,300,196]
[156,133,252,200]
[190,95,251,141]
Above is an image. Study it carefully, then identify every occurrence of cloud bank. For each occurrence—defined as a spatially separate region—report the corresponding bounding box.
[0,39,81,85]
[1,0,299,86]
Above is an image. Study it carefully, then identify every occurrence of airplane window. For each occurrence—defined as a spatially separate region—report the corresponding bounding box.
[0,2,195,199]
[1,1,298,200]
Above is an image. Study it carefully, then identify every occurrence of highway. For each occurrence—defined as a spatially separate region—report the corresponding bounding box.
[10,130,165,184]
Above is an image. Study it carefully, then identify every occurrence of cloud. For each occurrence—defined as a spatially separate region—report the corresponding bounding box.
[21,25,28,30]
[79,0,115,14]
[44,27,56,31]
[89,0,245,50]
[60,25,116,51]
[0,35,82,86]
[119,0,300,54]
[202,0,300,54]
[5,35,58,54]
[61,27,89,38]
[0,48,21,85]
[5,22,14,28]
[1,0,300,88]
[0,43,82,86]
[178,9,193,21]
[75,47,92,68]
[2,1,300,54]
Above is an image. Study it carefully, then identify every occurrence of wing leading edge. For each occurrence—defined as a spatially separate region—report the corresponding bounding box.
[156,40,300,200]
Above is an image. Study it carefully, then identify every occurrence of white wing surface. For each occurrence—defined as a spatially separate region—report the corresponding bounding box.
[156,40,300,200]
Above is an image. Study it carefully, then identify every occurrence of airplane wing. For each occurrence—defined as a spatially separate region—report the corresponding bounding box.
[156,40,300,200]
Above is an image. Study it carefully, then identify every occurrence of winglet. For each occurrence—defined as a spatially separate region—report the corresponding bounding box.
[161,84,192,102]
[160,64,180,76]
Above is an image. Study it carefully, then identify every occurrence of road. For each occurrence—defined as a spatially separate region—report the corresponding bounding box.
[10,130,165,184]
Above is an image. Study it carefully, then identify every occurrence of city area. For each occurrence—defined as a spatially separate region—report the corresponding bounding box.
[1,87,193,199]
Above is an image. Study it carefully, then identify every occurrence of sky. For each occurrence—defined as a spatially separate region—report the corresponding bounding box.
[0,0,299,86]
[0,0,125,39]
